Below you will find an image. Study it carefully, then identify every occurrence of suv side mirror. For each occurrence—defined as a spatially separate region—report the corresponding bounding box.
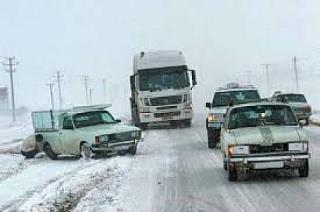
[206,102,212,108]
[190,70,197,86]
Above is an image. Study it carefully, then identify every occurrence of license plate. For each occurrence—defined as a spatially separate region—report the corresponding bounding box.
[208,122,221,128]
[254,161,284,169]
[161,116,173,120]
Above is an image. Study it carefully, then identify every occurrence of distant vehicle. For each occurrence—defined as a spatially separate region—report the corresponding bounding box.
[20,105,142,159]
[271,92,312,125]
[205,83,260,148]
[130,50,197,129]
[221,102,310,181]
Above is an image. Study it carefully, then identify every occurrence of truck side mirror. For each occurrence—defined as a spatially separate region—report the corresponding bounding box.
[206,102,212,108]
[191,70,197,86]
[130,75,135,90]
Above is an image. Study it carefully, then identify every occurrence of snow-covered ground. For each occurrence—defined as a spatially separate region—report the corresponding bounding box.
[310,111,320,125]
[0,114,320,211]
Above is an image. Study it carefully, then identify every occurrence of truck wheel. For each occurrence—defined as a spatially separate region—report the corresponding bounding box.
[305,119,309,126]
[43,143,58,160]
[21,149,39,159]
[228,163,238,181]
[80,142,93,159]
[128,145,137,155]
[298,160,309,177]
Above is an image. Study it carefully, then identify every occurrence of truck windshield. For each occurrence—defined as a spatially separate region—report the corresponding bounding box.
[138,66,190,91]
[276,94,307,103]
[213,90,260,106]
[228,105,297,129]
[73,111,116,128]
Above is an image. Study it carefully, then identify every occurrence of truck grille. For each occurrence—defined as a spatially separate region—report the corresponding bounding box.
[154,111,181,118]
[109,132,134,143]
[150,96,182,106]
[250,143,288,154]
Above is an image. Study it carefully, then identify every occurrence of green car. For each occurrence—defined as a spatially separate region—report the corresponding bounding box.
[21,105,142,159]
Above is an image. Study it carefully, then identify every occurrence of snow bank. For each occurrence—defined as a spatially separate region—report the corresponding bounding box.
[310,111,320,126]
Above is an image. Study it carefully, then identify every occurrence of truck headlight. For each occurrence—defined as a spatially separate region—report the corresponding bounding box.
[95,135,109,144]
[208,114,216,122]
[289,142,307,151]
[228,145,249,155]
[183,94,190,103]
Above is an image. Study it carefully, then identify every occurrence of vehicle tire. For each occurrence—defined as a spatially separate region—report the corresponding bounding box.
[184,120,192,128]
[21,149,39,159]
[208,135,216,149]
[228,163,238,181]
[223,156,227,171]
[43,143,58,160]
[298,160,309,177]
[80,142,93,159]
[305,118,309,126]
[128,145,137,155]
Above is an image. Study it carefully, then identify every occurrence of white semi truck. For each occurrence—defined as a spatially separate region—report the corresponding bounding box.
[130,50,197,129]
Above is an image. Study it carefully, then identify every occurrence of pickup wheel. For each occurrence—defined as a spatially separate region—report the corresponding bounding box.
[228,163,238,181]
[128,145,137,155]
[298,160,309,177]
[80,142,93,159]
[43,143,58,160]
[21,149,39,159]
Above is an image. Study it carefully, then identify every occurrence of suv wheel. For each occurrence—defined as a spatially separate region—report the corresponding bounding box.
[21,149,39,159]
[305,119,309,126]
[298,160,309,177]
[208,135,216,149]
[43,143,58,160]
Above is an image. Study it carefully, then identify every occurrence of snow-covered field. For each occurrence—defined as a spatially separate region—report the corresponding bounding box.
[0,114,320,211]
[310,112,320,125]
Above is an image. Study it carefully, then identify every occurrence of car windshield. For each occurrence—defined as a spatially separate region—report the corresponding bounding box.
[138,66,190,91]
[277,94,307,103]
[228,105,297,129]
[213,90,260,106]
[72,111,116,128]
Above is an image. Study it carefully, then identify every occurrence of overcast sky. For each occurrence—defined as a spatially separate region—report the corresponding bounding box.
[0,0,320,114]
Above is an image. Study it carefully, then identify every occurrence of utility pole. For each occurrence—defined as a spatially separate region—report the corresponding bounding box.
[1,57,18,122]
[89,88,93,105]
[261,64,271,96]
[102,78,106,103]
[47,82,55,110]
[245,70,252,84]
[293,56,299,92]
[55,71,63,109]
[83,75,89,105]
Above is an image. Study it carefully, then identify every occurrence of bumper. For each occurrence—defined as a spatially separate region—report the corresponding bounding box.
[139,110,193,123]
[229,153,310,169]
[91,140,140,153]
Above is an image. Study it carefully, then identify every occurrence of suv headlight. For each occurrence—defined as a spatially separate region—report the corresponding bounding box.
[95,134,109,144]
[289,142,308,151]
[228,145,249,155]
[208,114,216,122]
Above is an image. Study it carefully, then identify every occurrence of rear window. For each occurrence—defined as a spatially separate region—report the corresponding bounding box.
[32,111,61,132]
[276,94,307,103]
[213,90,260,106]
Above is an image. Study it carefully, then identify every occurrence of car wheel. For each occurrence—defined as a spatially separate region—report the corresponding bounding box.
[21,149,39,159]
[228,163,238,181]
[298,160,309,177]
[43,143,58,160]
[80,142,93,159]
[128,145,137,155]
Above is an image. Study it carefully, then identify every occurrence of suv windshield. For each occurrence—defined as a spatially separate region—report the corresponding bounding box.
[72,111,116,128]
[276,94,307,103]
[228,105,297,129]
[138,66,190,91]
[213,90,260,106]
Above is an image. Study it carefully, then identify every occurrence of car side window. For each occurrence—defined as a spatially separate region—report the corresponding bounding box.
[62,116,74,130]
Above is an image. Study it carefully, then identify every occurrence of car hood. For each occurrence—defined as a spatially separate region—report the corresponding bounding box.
[76,124,140,136]
[230,126,306,145]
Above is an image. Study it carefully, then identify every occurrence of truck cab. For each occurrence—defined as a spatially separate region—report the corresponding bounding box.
[130,50,197,129]
[205,83,260,148]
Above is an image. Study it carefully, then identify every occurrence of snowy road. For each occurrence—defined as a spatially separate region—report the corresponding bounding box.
[0,115,320,211]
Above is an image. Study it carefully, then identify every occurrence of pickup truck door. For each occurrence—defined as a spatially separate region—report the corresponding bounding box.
[59,116,79,155]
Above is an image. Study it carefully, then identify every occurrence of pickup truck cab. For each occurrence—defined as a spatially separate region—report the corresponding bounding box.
[221,102,310,181]
[271,92,312,125]
[205,83,260,148]
[21,105,142,159]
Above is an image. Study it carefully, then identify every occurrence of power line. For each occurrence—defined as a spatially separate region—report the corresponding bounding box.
[1,57,18,122]
[47,82,55,110]
[261,64,271,96]
[89,88,93,105]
